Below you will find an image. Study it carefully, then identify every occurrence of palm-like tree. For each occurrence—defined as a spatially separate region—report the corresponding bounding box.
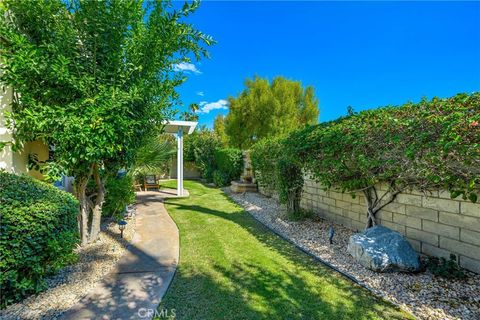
[129,136,176,177]
[189,103,199,113]
[180,111,199,121]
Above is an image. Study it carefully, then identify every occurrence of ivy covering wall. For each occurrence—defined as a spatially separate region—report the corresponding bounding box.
[251,93,480,226]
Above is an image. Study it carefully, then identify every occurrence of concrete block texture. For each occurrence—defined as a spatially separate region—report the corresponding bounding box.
[439,211,480,232]
[406,227,439,246]
[405,205,438,221]
[292,178,480,273]
[422,221,460,240]
[461,201,480,218]
[460,229,480,246]
[440,237,480,261]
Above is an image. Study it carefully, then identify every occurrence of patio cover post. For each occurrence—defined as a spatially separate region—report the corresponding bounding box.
[177,127,184,196]
[164,120,196,197]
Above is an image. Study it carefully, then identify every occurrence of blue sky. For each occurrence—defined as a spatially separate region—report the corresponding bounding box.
[173,1,480,128]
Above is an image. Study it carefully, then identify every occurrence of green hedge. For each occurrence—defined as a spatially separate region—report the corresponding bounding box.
[250,137,282,195]
[252,93,480,225]
[213,148,243,186]
[102,175,135,219]
[0,172,79,308]
[184,130,223,182]
[251,136,304,215]
[288,92,480,202]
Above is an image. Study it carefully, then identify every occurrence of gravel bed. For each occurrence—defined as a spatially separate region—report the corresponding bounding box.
[0,207,137,320]
[225,189,480,320]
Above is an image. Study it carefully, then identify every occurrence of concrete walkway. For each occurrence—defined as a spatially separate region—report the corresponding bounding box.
[61,192,179,320]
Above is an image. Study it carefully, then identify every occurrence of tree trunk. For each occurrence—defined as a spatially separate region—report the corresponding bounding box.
[286,188,302,214]
[89,164,106,243]
[363,187,378,229]
[74,177,89,246]
[363,184,402,229]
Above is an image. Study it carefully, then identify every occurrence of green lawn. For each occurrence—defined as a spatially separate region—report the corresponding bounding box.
[158,180,412,320]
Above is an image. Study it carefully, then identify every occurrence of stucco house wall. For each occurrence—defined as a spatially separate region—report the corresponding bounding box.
[1,86,49,179]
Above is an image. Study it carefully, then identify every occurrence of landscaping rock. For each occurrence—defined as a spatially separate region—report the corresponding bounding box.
[347,226,421,272]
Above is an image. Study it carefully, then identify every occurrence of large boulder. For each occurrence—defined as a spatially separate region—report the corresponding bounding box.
[347,225,421,272]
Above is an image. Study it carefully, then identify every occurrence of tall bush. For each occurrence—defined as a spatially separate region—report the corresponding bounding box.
[251,136,304,215]
[102,175,135,219]
[184,129,223,182]
[213,148,243,186]
[251,137,282,195]
[286,93,480,228]
[0,173,79,308]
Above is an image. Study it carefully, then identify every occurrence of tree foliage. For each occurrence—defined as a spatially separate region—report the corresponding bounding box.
[102,174,136,219]
[213,148,243,186]
[129,135,176,177]
[252,93,479,227]
[180,103,200,121]
[0,0,212,244]
[213,114,229,145]
[225,76,319,148]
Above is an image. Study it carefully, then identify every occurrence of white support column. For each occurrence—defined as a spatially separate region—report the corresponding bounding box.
[177,127,184,196]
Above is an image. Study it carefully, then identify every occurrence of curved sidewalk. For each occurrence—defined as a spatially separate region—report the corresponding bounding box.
[61,192,179,320]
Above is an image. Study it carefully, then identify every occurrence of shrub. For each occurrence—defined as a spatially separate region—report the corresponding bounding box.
[252,93,480,226]
[251,137,282,195]
[0,172,79,308]
[425,254,465,279]
[288,93,480,228]
[251,136,305,215]
[213,170,229,187]
[103,175,135,219]
[184,130,223,182]
[213,148,243,186]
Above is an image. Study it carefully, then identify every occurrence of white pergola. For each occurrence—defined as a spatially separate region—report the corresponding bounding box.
[164,120,197,196]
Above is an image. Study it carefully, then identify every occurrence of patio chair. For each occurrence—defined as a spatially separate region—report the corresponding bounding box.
[144,175,159,191]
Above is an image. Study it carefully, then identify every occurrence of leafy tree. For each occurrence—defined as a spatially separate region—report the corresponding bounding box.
[179,103,200,121]
[0,0,212,244]
[129,135,176,177]
[213,114,229,145]
[189,102,200,113]
[180,103,199,121]
[180,111,198,121]
[225,76,319,148]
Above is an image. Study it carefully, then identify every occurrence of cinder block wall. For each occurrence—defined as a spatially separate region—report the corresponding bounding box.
[264,178,480,273]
